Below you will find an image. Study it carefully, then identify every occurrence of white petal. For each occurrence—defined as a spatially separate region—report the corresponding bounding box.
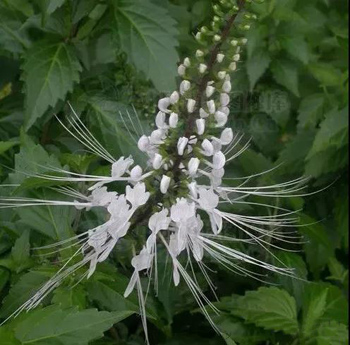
[138,135,150,152]
[180,80,191,95]
[220,93,230,107]
[170,91,180,104]
[169,112,179,128]
[201,139,214,156]
[213,151,226,169]
[218,71,226,80]
[187,99,196,113]
[233,54,240,62]
[188,157,200,176]
[158,97,171,113]
[215,111,228,127]
[153,153,163,169]
[160,175,171,194]
[229,62,237,71]
[207,100,216,114]
[223,80,232,93]
[206,86,215,98]
[155,111,166,129]
[177,137,188,156]
[200,108,209,118]
[184,57,191,67]
[220,128,233,145]
[217,53,225,63]
[196,50,204,57]
[196,119,205,135]
[178,64,186,76]
[130,165,143,180]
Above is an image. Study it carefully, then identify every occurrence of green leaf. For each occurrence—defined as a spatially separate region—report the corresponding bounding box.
[52,285,87,310]
[316,321,348,345]
[309,63,344,87]
[45,0,66,14]
[281,36,310,64]
[307,107,348,159]
[271,60,299,97]
[302,285,328,337]
[0,267,10,292]
[14,306,134,345]
[327,257,348,284]
[22,41,81,130]
[0,4,30,53]
[11,230,31,272]
[298,94,325,129]
[0,141,18,155]
[232,287,299,335]
[246,49,271,90]
[0,327,20,345]
[0,271,52,318]
[111,0,179,92]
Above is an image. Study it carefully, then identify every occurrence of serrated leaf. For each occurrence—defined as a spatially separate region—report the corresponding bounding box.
[0,271,52,318]
[11,230,31,271]
[302,285,328,337]
[233,287,299,335]
[14,306,134,345]
[52,285,87,310]
[0,4,30,54]
[111,0,179,92]
[316,321,348,345]
[246,49,271,90]
[309,63,344,87]
[22,41,81,130]
[307,107,348,159]
[298,94,325,129]
[281,36,309,64]
[271,60,299,97]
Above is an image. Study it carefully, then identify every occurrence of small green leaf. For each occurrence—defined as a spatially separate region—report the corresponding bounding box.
[111,0,179,91]
[22,41,82,130]
[0,141,18,155]
[271,60,299,97]
[232,287,299,335]
[298,94,325,129]
[11,230,31,272]
[14,306,134,345]
[281,36,310,64]
[309,63,344,87]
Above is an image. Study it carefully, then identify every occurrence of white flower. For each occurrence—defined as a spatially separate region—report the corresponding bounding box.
[223,80,232,93]
[171,198,196,223]
[214,35,221,42]
[220,128,234,145]
[184,57,191,67]
[90,187,117,207]
[199,64,207,74]
[195,32,202,41]
[196,119,205,135]
[217,53,225,63]
[158,97,171,113]
[241,38,248,45]
[131,247,153,271]
[206,85,215,98]
[178,64,186,76]
[155,111,167,129]
[196,50,204,57]
[188,157,200,176]
[130,165,143,181]
[126,183,150,208]
[201,139,214,156]
[219,106,230,116]
[218,71,226,80]
[152,153,163,169]
[197,187,219,210]
[215,111,228,127]
[170,91,180,104]
[138,135,150,152]
[169,112,179,128]
[213,151,226,169]
[220,93,230,107]
[187,99,196,113]
[200,108,209,118]
[177,137,188,156]
[207,100,216,114]
[180,80,191,95]
[160,175,171,194]
[233,54,240,62]
[229,62,237,71]
[112,156,134,178]
[231,39,238,46]
[150,129,165,145]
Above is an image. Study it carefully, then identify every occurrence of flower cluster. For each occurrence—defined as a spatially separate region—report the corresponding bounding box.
[0,0,307,342]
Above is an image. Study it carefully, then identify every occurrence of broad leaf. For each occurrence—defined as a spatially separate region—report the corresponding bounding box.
[14,306,134,345]
[281,36,310,64]
[246,49,271,90]
[316,321,348,345]
[232,287,299,335]
[298,94,325,129]
[22,41,81,129]
[0,141,18,155]
[309,63,344,87]
[271,60,299,97]
[0,327,20,345]
[111,0,179,92]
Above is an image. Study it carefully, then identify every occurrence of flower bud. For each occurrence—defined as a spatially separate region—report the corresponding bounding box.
[177,137,188,156]
[170,91,179,104]
[195,32,202,41]
[138,135,150,152]
[233,54,240,62]
[207,100,216,114]
[180,80,191,95]
[220,106,230,116]
[220,93,230,107]
[201,139,214,156]
[130,165,143,180]
[213,151,226,169]
[155,111,166,129]
[200,108,209,118]
[160,175,171,194]
[188,158,200,176]
[223,80,232,93]
[229,62,237,71]
[199,64,207,74]
[178,64,186,76]
[215,111,228,127]
[187,99,196,113]
[241,38,248,45]
[184,57,191,67]
[218,71,226,80]
[196,119,205,135]
[220,128,234,145]
[188,182,198,198]
[196,50,204,57]
[206,85,215,98]
[169,112,179,128]
[217,53,225,63]
[153,153,163,169]
[150,129,165,145]
[158,97,171,113]
[231,39,238,46]
[214,35,221,42]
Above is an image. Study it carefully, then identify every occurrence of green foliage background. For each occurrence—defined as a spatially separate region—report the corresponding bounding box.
[0,0,348,344]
